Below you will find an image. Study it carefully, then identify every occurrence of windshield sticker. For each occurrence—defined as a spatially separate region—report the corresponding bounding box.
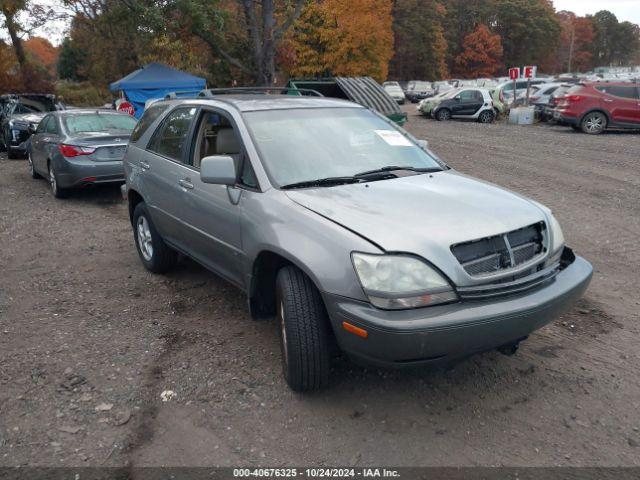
[375,130,413,147]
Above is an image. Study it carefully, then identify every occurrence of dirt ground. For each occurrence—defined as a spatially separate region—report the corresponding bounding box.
[1,109,639,468]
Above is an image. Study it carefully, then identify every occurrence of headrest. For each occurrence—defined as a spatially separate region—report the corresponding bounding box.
[216,129,240,155]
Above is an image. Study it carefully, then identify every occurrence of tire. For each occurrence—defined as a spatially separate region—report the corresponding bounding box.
[7,148,19,159]
[478,110,495,124]
[581,111,607,135]
[436,108,451,121]
[276,266,331,392]
[132,202,177,273]
[49,162,69,198]
[28,152,40,179]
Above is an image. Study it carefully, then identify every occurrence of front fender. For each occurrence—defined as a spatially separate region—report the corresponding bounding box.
[240,189,380,302]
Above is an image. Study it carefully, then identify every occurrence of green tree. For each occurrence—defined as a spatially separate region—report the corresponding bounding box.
[388,0,448,81]
[490,0,561,69]
[57,37,87,81]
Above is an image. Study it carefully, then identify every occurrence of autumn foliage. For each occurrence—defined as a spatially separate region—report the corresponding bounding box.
[454,24,503,77]
[284,0,394,82]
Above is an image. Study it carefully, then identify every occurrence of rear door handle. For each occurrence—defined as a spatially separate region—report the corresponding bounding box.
[603,99,613,103]
[140,161,150,170]
[179,178,194,190]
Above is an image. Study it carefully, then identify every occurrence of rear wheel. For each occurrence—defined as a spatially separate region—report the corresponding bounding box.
[132,202,177,273]
[478,110,495,124]
[581,111,607,135]
[276,266,331,392]
[28,152,40,179]
[436,108,451,121]
[49,163,69,198]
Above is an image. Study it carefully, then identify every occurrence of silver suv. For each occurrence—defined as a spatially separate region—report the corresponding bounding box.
[122,94,592,391]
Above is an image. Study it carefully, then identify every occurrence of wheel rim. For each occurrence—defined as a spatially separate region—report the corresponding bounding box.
[49,166,57,194]
[480,112,492,123]
[440,110,450,120]
[137,215,154,261]
[584,114,604,133]
[279,300,289,366]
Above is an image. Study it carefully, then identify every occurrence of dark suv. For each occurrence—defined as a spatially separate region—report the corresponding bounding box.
[554,82,640,134]
[0,94,65,158]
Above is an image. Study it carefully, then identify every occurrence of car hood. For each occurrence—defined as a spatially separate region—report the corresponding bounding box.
[10,112,46,124]
[285,171,548,284]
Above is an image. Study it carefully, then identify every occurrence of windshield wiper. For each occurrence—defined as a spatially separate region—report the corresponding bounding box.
[354,165,443,177]
[280,176,364,190]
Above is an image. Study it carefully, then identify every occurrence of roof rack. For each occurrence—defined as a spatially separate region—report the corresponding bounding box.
[198,87,324,97]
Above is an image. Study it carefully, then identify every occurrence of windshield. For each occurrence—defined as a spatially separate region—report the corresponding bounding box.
[243,108,443,188]
[63,113,137,134]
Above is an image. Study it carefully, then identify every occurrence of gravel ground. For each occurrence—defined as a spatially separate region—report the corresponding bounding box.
[1,109,639,468]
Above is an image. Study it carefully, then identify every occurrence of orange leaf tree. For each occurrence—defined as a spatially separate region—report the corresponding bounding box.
[454,24,503,77]
[285,0,394,82]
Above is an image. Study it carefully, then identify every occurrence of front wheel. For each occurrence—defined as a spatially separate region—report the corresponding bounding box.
[132,202,177,273]
[276,266,331,392]
[581,112,607,135]
[436,108,451,121]
[478,110,495,124]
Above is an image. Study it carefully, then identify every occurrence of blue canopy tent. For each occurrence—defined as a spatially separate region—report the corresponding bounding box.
[109,63,206,118]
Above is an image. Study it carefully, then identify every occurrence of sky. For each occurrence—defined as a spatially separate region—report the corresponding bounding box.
[553,0,640,25]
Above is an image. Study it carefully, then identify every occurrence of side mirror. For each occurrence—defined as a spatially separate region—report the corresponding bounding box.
[200,155,236,185]
[416,139,429,150]
[28,124,37,134]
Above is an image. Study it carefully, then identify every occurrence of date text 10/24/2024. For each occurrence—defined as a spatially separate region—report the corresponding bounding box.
[233,468,401,478]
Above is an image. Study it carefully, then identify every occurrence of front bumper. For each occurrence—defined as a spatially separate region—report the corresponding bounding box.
[324,255,592,367]
[52,157,125,188]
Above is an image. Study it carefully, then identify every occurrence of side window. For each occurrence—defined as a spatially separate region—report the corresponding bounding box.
[473,90,484,101]
[458,90,475,101]
[597,85,637,100]
[36,116,50,134]
[191,110,258,189]
[148,107,197,162]
[131,103,168,143]
[45,117,58,134]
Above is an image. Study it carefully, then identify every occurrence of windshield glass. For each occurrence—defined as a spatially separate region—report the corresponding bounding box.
[243,108,443,188]
[63,113,137,134]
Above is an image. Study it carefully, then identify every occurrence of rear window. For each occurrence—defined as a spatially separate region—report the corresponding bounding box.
[130,104,169,142]
[595,85,638,99]
[63,113,137,134]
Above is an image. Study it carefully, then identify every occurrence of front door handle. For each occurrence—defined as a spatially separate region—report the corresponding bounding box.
[603,99,613,103]
[140,161,150,170]
[179,178,194,190]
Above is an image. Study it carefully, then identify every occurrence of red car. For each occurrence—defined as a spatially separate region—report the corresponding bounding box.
[554,82,640,134]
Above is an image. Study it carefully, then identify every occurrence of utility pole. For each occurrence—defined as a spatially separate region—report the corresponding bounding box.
[567,23,575,73]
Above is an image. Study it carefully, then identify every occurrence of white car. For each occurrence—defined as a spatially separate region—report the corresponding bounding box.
[432,88,496,123]
[383,84,406,104]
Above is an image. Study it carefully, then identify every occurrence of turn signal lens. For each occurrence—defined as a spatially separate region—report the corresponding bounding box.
[342,321,368,338]
[59,145,95,157]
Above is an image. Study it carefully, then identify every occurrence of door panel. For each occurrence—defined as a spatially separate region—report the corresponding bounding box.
[598,86,639,124]
[178,168,244,286]
[176,110,245,286]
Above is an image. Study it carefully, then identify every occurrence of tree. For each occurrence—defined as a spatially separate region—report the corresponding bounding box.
[388,0,448,81]
[454,24,502,77]
[490,0,561,69]
[553,12,594,73]
[286,0,394,81]
[57,37,87,81]
[24,36,58,78]
[0,0,56,88]
[590,11,640,67]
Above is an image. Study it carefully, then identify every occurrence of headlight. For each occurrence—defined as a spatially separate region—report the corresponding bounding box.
[351,253,458,310]
[547,214,565,254]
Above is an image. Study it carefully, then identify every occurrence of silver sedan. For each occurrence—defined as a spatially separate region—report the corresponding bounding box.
[28,110,137,198]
